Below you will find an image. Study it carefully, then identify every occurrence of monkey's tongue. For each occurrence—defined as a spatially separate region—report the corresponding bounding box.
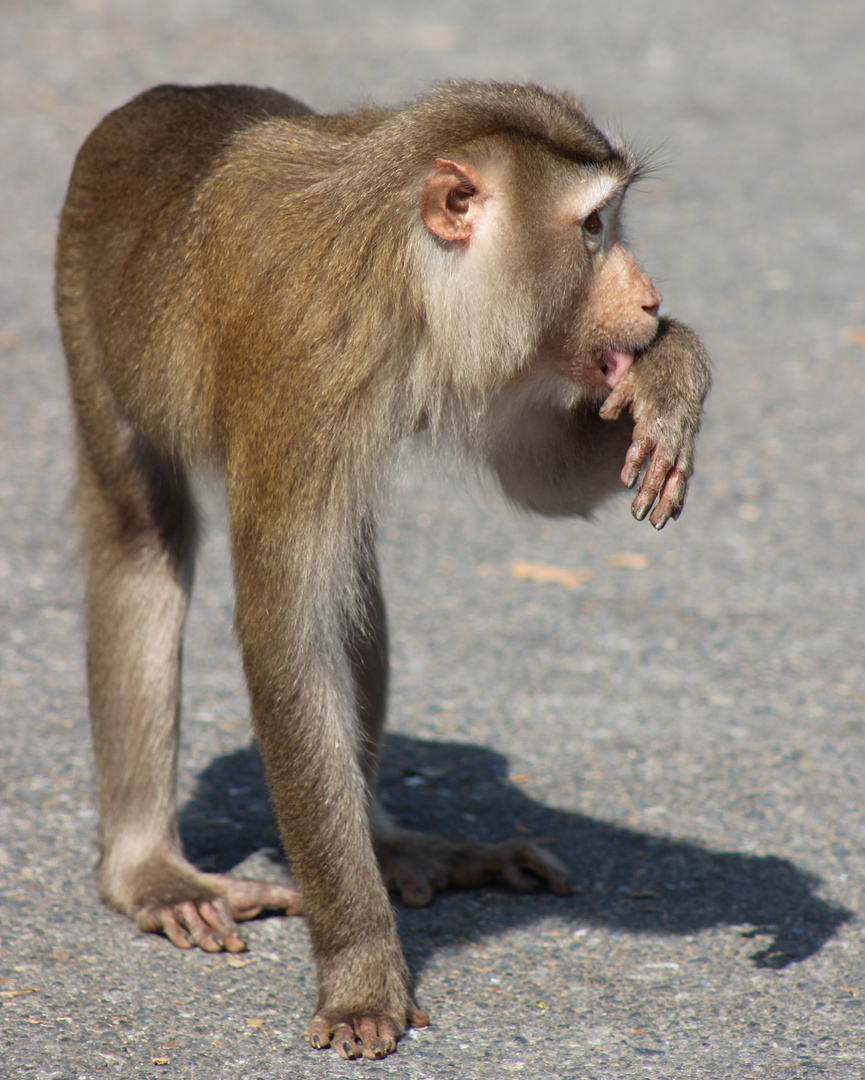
[599,350,634,389]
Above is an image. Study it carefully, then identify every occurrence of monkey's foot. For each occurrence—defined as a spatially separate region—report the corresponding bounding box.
[374,828,572,907]
[108,856,303,952]
[308,1001,429,1060]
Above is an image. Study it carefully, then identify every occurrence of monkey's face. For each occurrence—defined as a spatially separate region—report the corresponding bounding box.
[418,144,662,406]
[563,235,663,391]
[506,170,662,397]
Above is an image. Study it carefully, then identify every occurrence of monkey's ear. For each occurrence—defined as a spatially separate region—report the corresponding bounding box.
[421,158,487,242]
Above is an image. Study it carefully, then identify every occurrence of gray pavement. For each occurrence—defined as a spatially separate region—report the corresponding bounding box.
[2,2,864,1077]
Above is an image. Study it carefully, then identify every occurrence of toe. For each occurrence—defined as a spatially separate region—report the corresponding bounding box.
[199,899,247,952]
[333,1022,362,1059]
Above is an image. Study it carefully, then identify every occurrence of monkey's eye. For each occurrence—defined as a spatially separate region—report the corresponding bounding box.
[583,210,603,236]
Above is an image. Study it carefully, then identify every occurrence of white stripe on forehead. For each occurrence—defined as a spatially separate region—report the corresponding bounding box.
[563,169,627,221]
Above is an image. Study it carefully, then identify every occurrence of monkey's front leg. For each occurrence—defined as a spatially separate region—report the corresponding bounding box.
[250,674,428,1058]
[599,316,712,528]
[234,563,426,1059]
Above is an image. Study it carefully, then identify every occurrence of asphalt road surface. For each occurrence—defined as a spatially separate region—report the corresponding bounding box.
[1,2,864,1078]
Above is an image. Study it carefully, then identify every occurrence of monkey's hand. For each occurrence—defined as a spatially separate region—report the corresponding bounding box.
[599,317,711,529]
[374,828,572,907]
[308,998,430,1060]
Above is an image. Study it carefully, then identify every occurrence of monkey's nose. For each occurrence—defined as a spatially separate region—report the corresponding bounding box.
[643,287,662,319]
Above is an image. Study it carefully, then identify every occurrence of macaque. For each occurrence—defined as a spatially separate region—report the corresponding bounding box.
[55,81,711,1059]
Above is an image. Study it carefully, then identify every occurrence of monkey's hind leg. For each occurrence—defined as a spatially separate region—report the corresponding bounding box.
[73,427,300,952]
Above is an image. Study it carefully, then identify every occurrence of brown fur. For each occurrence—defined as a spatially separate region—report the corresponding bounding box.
[55,81,710,1060]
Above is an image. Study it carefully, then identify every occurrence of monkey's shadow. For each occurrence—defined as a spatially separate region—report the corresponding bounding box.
[178,734,851,971]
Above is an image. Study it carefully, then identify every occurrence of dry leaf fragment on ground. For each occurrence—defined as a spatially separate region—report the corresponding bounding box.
[606,553,650,569]
[511,560,594,588]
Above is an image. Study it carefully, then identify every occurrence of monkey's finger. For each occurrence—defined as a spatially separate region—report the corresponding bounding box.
[308,1016,334,1051]
[501,843,572,896]
[500,864,541,892]
[631,482,658,522]
[139,907,194,950]
[137,901,232,952]
[227,882,303,920]
[357,1017,390,1060]
[333,1022,364,1060]
[408,1001,431,1029]
[631,445,678,522]
[649,468,689,530]
[621,437,654,490]
[598,377,634,422]
[169,899,236,953]
[309,1008,418,1057]
[175,902,226,953]
[398,874,434,908]
[198,898,248,953]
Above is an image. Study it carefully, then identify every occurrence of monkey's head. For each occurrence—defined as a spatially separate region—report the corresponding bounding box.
[408,82,662,405]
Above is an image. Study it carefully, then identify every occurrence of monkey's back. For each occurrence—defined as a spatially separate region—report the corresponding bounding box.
[55,85,318,460]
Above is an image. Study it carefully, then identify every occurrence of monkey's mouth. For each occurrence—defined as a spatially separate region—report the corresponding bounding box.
[598,349,634,390]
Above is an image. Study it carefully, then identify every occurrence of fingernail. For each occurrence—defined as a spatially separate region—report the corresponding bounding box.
[310,1034,321,1049]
